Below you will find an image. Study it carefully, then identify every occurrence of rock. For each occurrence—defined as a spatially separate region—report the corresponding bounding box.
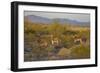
[57,47,71,57]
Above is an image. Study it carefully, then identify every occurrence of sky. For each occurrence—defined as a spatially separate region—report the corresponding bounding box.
[24,11,90,22]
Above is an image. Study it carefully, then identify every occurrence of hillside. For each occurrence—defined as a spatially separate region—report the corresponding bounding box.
[25,15,90,27]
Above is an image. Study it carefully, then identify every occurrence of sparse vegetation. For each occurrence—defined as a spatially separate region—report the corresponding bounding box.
[24,20,90,62]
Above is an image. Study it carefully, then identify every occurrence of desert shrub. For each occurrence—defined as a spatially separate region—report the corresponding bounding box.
[31,44,49,61]
[71,45,90,59]
[63,30,78,35]
[46,46,54,52]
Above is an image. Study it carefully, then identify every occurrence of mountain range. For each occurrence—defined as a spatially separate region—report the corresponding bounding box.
[25,15,90,27]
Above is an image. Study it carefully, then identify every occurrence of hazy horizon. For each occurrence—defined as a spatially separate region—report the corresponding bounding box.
[24,11,90,22]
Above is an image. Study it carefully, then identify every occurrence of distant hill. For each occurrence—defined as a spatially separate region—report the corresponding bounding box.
[25,15,52,24]
[25,15,90,27]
